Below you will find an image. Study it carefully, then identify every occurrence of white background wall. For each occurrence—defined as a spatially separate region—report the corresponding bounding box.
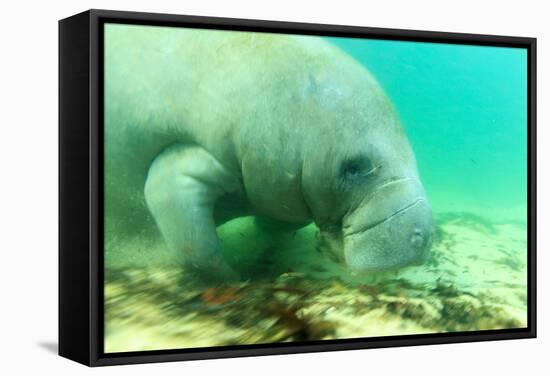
[0,0,546,374]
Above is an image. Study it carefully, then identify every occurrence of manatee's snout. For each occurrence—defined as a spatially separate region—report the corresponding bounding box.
[343,178,433,272]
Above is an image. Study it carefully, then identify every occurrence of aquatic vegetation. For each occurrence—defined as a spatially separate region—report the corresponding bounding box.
[104,213,527,352]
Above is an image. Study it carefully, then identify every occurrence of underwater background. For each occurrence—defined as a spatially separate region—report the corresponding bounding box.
[103,27,528,353]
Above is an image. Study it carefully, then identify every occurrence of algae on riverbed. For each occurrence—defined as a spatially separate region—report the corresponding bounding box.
[104,212,527,353]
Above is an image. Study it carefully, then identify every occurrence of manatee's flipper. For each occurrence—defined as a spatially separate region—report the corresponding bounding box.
[144,144,241,284]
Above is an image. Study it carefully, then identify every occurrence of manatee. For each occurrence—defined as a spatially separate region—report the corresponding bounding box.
[104,24,434,282]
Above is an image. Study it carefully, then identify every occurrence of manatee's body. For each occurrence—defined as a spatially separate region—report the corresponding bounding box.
[104,25,434,282]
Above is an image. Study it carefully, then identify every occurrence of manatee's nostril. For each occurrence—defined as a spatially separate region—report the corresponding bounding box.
[410,228,425,248]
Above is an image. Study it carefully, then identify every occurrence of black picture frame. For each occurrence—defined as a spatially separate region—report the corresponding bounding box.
[59,9,537,367]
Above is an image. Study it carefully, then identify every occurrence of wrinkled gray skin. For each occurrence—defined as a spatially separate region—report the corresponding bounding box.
[105,25,434,282]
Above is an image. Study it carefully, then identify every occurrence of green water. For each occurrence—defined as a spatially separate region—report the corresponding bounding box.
[329,37,528,222]
[102,26,529,353]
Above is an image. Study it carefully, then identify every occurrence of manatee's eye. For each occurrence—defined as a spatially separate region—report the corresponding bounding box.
[340,155,376,181]
[345,162,362,177]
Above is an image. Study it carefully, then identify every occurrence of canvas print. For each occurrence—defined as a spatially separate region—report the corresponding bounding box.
[103,23,528,353]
